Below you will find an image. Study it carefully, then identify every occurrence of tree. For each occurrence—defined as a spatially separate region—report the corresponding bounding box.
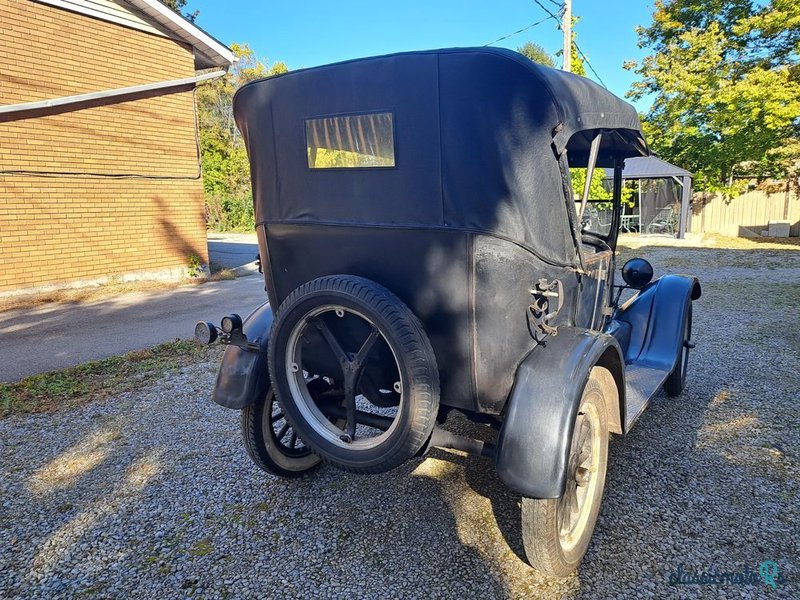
[159,0,198,22]
[626,0,800,192]
[517,42,555,68]
[196,44,288,230]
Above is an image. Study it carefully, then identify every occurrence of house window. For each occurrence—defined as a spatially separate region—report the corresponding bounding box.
[306,112,395,168]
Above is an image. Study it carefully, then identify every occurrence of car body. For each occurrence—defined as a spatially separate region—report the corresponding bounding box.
[197,48,700,576]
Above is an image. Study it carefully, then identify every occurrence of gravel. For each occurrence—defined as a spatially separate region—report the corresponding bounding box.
[1,244,798,599]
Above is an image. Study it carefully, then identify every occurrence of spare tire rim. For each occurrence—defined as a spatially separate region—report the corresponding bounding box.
[558,401,601,552]
[285,304,404,451]
[265,388,312,457]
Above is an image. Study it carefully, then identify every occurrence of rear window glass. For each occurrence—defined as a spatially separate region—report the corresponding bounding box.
[306,112,395,168]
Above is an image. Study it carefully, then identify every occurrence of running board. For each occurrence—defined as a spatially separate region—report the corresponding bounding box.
[624,364,671,431]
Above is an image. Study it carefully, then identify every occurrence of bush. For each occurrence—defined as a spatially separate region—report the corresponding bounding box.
[205,194,255,232]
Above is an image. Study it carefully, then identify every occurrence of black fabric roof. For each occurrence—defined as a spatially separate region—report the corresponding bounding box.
[234,47,649,265]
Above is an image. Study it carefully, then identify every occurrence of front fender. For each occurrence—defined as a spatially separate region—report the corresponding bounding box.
[495,327,625,499]
[212,301,273,409]
[615,274,701,370]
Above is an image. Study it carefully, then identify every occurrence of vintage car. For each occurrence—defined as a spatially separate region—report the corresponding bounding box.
[196,48,700,577]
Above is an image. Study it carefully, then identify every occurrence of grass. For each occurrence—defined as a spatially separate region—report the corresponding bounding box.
[700,279,799,355]
[188,537,215,557]
[209,262,238,281]
[0,339,220,418]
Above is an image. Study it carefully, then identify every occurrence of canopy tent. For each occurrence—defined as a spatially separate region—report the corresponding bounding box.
[604,156,692,238]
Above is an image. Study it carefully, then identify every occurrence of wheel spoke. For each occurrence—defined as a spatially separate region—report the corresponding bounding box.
[559,495,570,534]
[311,317,349,365]
[578,443,592,465]
[289,432,298,448]
[354,326,380,366]
[575,414,590,450]
[270,411,284,423]
[568,481,579,517]
[341,378,358,441]
[276,422,290,442]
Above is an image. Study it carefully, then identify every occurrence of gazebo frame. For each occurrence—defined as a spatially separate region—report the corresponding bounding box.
[606,156,692,238]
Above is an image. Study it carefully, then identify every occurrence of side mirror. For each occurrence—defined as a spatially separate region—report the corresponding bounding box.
[621,258,654,289]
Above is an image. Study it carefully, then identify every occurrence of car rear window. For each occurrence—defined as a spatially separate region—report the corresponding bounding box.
[306,112,395,169]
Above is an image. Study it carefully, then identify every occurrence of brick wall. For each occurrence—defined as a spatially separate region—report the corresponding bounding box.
[0,0,209,293]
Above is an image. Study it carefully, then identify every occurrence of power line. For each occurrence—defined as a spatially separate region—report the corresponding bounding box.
[529,0,609,89]
[483,15,552,46]
[543,0,563,7]
[531,0,563,24]
[482,0,563,48]
[486,0,609,90]
[573,41,608,88]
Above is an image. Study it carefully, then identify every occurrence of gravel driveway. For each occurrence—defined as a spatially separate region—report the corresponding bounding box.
[1,244,798,599]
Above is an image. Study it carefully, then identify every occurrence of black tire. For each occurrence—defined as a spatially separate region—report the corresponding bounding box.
[664,302,692,397]
[241,386,322,478]
[521,366,613,577]
[268,275,440,474]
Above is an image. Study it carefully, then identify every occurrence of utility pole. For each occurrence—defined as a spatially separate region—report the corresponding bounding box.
[562,0,572,72]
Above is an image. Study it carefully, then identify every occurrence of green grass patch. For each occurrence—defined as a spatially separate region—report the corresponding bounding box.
[188,537,215,557]
[0,339,219,418]
[208,262,238,281]
[746,320,800,356]
[729,282,800,353]
[769,283,800,309]
[703,281,800,312]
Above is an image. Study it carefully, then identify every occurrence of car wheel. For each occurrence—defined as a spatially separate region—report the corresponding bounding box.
[664,302,692,397]
[268,275,440,474]
[241,385,322,477]
[521,366,612,577]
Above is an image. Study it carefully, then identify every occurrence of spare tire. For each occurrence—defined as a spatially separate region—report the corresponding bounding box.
[267,275,440,474]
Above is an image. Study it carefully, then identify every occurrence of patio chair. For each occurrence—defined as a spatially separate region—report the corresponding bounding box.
[647,206,678,235]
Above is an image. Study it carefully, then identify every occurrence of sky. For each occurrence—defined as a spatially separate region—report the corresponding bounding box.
[189,0,657,111]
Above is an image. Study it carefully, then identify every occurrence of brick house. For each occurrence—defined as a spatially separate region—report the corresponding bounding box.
[0,0,233,293]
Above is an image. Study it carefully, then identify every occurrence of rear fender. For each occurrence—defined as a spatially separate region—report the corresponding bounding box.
[212,301,273,409]
[495,328,625,499]
[614,274,701,370]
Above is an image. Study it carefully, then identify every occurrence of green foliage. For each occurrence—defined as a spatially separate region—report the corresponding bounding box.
[517,42,555,67]
[186,254,203,277]
[570,168,611,200]
[308,148,393,169]
[197,43,288,231]
[626,0,800,192]
[555,16,587,77]
[205,194,256,231]
[159,0,197,22]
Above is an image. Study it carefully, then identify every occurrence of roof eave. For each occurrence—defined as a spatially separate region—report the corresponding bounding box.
[125,0,234,69]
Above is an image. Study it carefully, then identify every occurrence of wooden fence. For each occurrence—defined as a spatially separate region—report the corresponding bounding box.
[689,188,800,237]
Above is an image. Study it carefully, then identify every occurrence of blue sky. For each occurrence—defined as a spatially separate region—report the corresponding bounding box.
[190,0,656,111]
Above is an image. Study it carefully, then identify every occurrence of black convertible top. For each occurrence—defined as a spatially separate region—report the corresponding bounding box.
[234,47,648,265]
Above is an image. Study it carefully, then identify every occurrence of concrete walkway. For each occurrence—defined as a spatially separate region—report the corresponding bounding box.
[0,276,267,382]
[207,232,259,272]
